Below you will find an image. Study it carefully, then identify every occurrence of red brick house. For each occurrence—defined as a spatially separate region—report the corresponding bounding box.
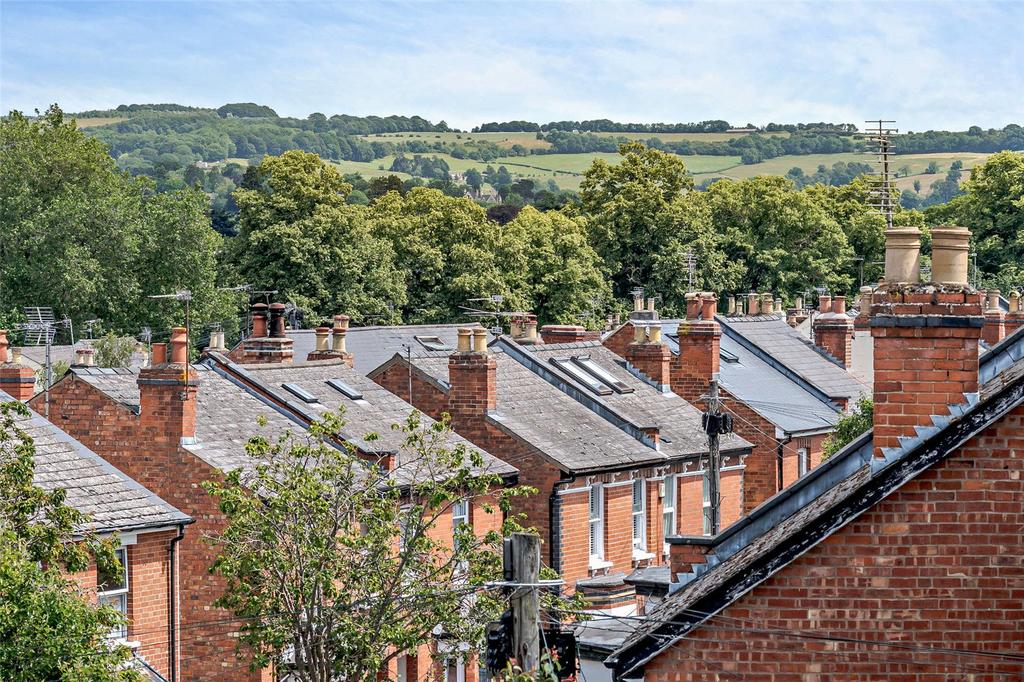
[370,328,752,612]
[603,293,865,514]
[604,226,1024,680]
[35,322,516,682]
[2,392,192,682]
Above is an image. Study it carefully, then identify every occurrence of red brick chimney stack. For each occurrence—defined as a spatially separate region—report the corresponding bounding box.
[234,302,294,364]
[813,294,854,368]
[982,289,1006,345]
[0,330,36,401]
[138,326,198,446]
[870,226,983,459]
[447,328,497,434]
[626,323,672,389]
[671,293,721,404]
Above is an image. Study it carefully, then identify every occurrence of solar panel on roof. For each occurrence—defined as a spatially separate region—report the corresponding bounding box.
[571,356,634,394]
[326,378,364,401]
[282,383,319,403]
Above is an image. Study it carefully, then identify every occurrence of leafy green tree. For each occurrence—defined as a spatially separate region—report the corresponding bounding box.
[580,142,693,298]
[501,207,610,326]
[822,397,873,459]
[0,400,138,681]
[205,411,534,682]
[367,174,405,200]
[370,188,525,322]
[0,106,230,339]
[926,151,1024,281]
[464,168,484,192]
[92,332,138,367]
[232,151,407,323]
[925,161,940,174]
[702,176,854,296]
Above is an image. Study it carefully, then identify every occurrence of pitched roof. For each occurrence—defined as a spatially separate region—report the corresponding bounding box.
[656,322,842,434]
[717,314,869,403]
[384,347,675,474]
[606,336,1024,679]
[207,356,517,482]
[498,338,750,458]
[288,324,489,374]
[69,365,308,475]
[2,393,190,534]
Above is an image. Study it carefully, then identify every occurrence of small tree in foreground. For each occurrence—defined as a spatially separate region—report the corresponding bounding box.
[822,397,874,460]
[205,410,538,682]
[0,400,137,681]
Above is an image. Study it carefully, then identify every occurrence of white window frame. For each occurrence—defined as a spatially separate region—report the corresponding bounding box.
[662,474,677,546]
[445,657,466,682]
[97,546,129,640]
[452,499,470,574]
[702,469,713,537]
[631,478,646,554]
[397,654,408,682]
[588,484,605,566]
[797,447,810,478]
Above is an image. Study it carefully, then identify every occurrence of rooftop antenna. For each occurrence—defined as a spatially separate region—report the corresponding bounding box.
[864,119,898,230]
[684,249,697,291]
[16,307,73,418]
[83,319,102,340]
[461,294,519,337]
[148,289,192,399]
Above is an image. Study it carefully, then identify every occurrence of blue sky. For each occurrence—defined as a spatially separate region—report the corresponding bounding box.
[2,0,1022,130]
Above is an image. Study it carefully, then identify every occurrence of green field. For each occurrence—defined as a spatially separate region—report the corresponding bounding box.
[75,117,124,128]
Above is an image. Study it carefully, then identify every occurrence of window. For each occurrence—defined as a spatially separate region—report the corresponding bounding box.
[326,378,363,401]
[588,484,604,563]
[397,655,408,682]
[445,658,466,682]
[551,358,611,395]
[632,479,646,552]
[662,475,677,541]
[97,547,128,639]
[702,470,713,536]
[798,447,810,478]
[415,335,451,352]
[282,383,318,403]
[572,357,634,394]
[452,499,470,551]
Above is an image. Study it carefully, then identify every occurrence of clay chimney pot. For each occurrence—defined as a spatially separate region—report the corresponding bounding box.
[251,303,269,338]
[456,328,473,353]
[986,289,1002,312]
[314,327,330,352]
[0,330,7,364]
[700,294,717,321]
[170,327,189,364]
[747,293,760,316]
[727,296,736,315]
[151,343,168,365]
[11,348,22,365]
[834,296,847,316]
[633,324,646,344]
[685,292,701,320]
[649,325,663,344]
[930,226,971,286]
[818,294,832,314]
[1010,291,1021,314]
[472,327,488,353]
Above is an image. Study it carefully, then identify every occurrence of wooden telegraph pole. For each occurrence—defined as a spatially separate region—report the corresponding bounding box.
[510,532,541,673]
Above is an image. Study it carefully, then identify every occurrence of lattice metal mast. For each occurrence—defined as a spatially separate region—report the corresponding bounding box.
[864,119,898,230]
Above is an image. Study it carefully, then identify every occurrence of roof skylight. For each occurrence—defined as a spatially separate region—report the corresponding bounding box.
[282,383,318,403]
[326,378,364,401]
[550,358,612,395]
[415,335,451,352]
[571,356,634,394]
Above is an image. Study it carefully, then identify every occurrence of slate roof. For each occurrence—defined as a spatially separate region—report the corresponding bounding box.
[2,393,190,534]
[288,324,489,374]
[717,314,869,403]
[217,358,517,481]
[606,331,1024,679]
[394,347,675,474]
[69,365,306,475]
[501,339,750,457]
[658,323,841,434]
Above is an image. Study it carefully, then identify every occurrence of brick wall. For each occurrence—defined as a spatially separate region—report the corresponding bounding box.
[642,404,1024,680]
[602,324,634,359]
[812,317,854,368]
[721,396,779,513]
[676,468,743,536]
[127,530,177,678]
[33,375,269,682]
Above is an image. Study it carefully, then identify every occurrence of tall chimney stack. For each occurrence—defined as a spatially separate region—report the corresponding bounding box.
[447,327,497,432]
[626,323,671,390]
[671,293,720,404]
[233,302,294,364]
[0,331,36,401]
[813,294,854,368]
[870,226,983,460]
[138,326,198,446]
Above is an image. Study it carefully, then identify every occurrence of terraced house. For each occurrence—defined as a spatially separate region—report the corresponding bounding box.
[606,226,1024,680]
[370,326,752,611]
[32,317,515,682]
[0,385,192,682]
